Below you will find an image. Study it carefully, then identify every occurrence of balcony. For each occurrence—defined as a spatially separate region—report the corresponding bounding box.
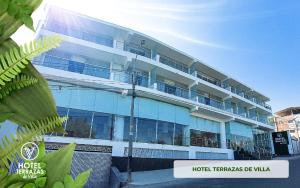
[124,42,151,59]
[156,80,189,99]
[42,26,272,113]
[159,54,189,73]
[34,54,111,79]
[113,71,149,87]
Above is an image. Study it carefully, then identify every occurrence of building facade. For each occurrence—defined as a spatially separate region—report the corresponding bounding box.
[275,107,300,139]
[33,6,275,160]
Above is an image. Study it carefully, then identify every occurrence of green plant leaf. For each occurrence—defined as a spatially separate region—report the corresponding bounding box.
[35,142,46,162]
[34,177,47,188]
[0,24,4,36]
[0,0,9,14]
[63,175,74,188]
[0,74,38,100]
[0,167,8,181]
[23,183,36,188]
[7,2,19,17]
[20,16,34,31]
[43,143,76,188]
[73,169,92,188]
[0,36,61,86]
[7,182,25,188]
[0,112,14,122]
[52,181,64,188]
[0,116,67,168]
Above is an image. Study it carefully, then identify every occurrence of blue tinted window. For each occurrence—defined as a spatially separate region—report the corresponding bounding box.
[91,112,112,140]
[174,124,185,146]
[123,117,137,141]
[68,61,85,73]
[136,118,157,143]
[43,55,69,71]
[83,64,110,79]
[65,109,92,138]
[45,22,113,47]
[157,121,174,145]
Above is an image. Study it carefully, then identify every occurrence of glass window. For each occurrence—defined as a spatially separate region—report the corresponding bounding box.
[136,118,157,143]
[123,117,137,141]
[91,112,112,140]
[65,109,92,138]
[68,61,85,74]
[83,64,110,79]
[190,129,220,148]
[56,107,68,136]
[227,134,254,152]
[46,106,68,136]
[157,121,174,145]
[43,55,69,71]
[174,124,185,146]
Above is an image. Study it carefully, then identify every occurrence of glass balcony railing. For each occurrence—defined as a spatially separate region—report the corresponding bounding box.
[159,55,189,73]
[124,43,151,58]
[113,71,149,87]
[34,54,111,79]
[156,81,189,99]
[197,95,224,110]
[197,73,222,87]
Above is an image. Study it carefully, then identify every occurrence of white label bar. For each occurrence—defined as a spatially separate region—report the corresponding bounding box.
[174,160,289,178]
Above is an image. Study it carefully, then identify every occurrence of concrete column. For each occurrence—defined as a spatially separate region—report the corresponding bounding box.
[109,62,114,80]
[113,116,125,141]
[113,39,117,48]
[220,122,227,149]
[156,54,160,62]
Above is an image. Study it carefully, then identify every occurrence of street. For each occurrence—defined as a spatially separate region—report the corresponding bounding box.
[127,156,300,188]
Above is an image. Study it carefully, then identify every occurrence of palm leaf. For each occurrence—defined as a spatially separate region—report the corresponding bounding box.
[0,36,62,86]
[0,116,67,168]
[0,74,38,100]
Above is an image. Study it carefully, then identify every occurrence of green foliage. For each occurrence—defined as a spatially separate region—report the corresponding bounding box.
[0,36,62,86]
[57,170,92,188]
[23,183,36,188]
[43,144,76,188]
[0,0,42,41]
[7,182,25,188]
[0,116,67,168]
[0,143,91,188]
[34,177,46,188]
[0,112,14,123]
[0,74,38,100]
[0,1,90,188]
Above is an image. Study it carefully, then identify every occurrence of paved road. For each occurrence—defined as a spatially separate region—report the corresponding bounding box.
[127,156,300,188]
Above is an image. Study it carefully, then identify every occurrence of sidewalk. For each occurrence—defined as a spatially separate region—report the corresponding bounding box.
[121,169,175,186]
[122,156,300,187]
[273,154,300,160]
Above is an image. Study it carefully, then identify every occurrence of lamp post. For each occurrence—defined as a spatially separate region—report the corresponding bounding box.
[127,40,145,183]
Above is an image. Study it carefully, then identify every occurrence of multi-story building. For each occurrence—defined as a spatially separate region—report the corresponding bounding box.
[275,107,300,139]
[33,6,275,161]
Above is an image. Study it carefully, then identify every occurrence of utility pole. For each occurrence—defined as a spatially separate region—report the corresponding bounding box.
[127,40,145,183]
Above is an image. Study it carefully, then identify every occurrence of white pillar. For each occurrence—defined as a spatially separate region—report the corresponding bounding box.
[113,116,125,141]
[220,122,226,149]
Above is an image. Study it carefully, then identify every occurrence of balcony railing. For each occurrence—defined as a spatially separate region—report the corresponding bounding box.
[196,95,224,110]
[156,80,189,99]
[113,71,149,87]
[124,42,151,58]
[44,25,272,112]
[159,54,189,73]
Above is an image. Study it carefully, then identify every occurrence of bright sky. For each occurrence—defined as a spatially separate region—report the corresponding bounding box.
[12,0,300,112]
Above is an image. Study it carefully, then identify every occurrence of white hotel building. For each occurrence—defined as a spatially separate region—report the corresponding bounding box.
[33,6,275,162]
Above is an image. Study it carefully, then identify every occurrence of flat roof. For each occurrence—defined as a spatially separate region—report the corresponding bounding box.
[276,107,300,117]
